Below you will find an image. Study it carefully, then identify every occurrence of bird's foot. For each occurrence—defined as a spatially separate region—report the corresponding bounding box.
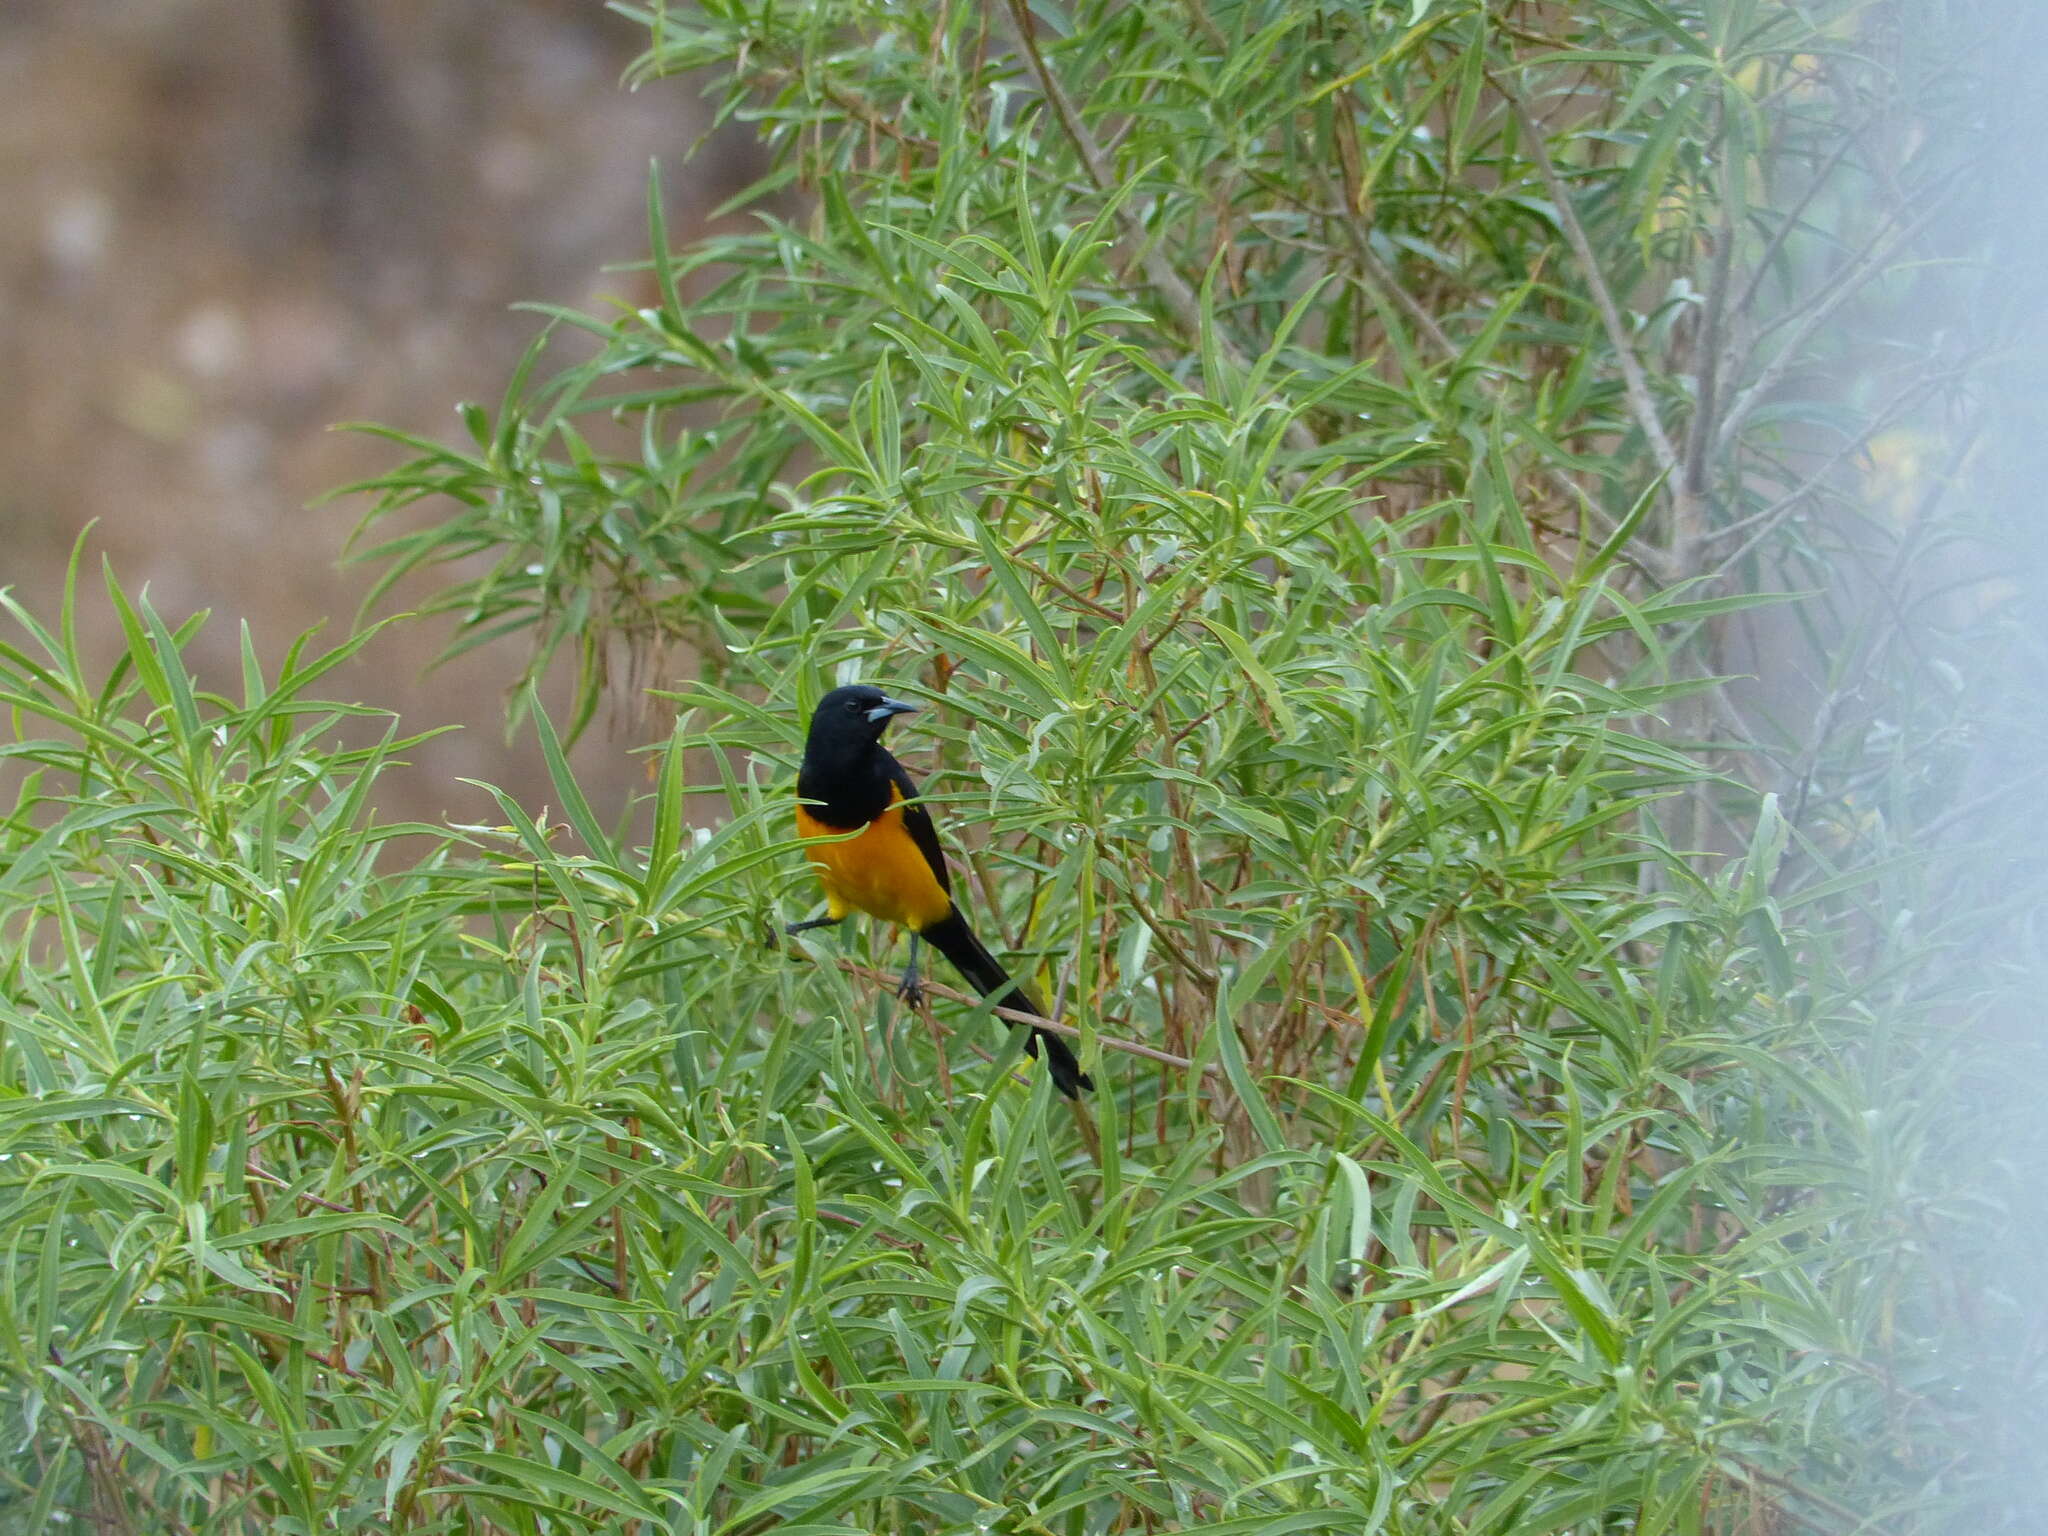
[785,915,843,937]
[896,959,925,1005]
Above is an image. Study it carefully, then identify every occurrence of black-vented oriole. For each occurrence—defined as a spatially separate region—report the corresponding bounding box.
[787,683,1092,1098]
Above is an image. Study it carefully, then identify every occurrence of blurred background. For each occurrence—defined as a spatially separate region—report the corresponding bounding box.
[0,0,741,820]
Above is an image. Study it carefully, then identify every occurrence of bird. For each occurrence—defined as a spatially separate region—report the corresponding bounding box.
[787,683,1093,1098]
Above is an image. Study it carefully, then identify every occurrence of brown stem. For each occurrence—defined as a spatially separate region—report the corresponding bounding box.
[834,958,1221,1077]
[1501,84,1681,482]
[1001,0,1317,457]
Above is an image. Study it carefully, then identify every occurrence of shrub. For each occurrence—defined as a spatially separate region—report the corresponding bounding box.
[3,2,2015,1532]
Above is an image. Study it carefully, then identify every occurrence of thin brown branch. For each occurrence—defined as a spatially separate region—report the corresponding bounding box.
[1715,199,1947,457]
[833,958,1221,1078]
[1002,0,1318,457]
[1729,1459,1868,1530]
[1501,84,1682,482]
[1701,368,1959,559]
[1680,180,1737,516]
[1731,111,1881,322]
[1313,253,1674,583]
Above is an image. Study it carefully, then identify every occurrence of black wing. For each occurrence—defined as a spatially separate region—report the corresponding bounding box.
[883,752,951,896]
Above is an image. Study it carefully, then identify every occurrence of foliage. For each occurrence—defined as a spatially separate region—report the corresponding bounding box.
[2,1,2019,1534]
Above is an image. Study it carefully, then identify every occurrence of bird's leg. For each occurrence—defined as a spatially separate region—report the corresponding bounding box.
[785,914,846,937]
[896,934,925,1004]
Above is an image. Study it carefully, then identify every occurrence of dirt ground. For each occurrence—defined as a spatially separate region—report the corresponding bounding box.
[0,0,745,824]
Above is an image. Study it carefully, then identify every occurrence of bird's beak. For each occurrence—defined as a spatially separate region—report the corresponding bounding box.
[866,696,920,724]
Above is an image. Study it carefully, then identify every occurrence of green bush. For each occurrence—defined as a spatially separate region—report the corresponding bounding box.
[2,2,2013,1532]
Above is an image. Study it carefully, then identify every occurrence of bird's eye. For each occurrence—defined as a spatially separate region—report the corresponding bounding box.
[845,699,863,713]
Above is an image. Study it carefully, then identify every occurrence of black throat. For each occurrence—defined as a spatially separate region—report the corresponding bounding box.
[797,737,898,829]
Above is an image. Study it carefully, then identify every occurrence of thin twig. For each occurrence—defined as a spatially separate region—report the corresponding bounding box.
[1700,367,1959,558]
[1001,0,1317,457]
[1918,765,2048,845]
[834,957,1220,1077]
[1502,83,1682,481]
[1729,1459,1868,1530]
[1714,199,1947,456]
[1680,152,1737,518]
[1730,110,1881,322]
[1312,245,1674,582]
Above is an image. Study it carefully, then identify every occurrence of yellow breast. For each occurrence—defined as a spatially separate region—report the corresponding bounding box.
[796,795,952,931]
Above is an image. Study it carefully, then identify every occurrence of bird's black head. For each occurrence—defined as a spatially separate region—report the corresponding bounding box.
[803,684,919,764]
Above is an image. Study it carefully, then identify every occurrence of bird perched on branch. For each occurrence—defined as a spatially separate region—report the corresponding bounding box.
[787,683,1092,1098]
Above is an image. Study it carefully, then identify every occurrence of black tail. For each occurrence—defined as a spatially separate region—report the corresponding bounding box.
[918,911,1092,1097]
